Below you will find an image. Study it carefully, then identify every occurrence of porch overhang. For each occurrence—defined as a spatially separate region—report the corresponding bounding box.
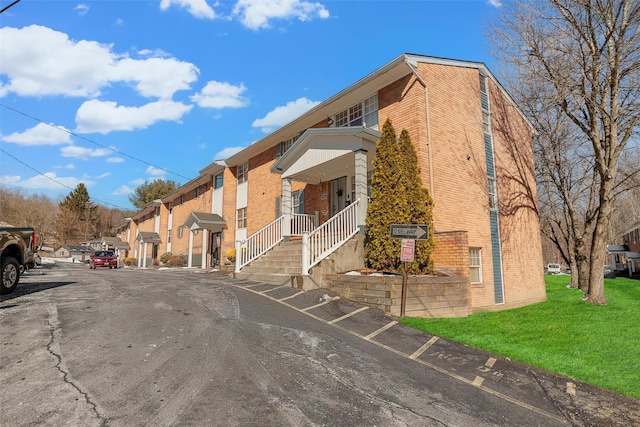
[270,127,380,184]
[136,232,161,244]
[183,212,226,232]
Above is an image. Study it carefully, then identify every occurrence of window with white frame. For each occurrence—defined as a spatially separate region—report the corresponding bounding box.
[179,194,185,205]
[237,162,248,183]
[332,94,378,129]
[168,202,173,213]
[488,178,498,210]
[237,207,247,229]
[195,185,202,198]
[469,248,482,284]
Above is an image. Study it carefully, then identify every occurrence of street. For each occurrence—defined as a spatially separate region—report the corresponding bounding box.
[1,262,638,426]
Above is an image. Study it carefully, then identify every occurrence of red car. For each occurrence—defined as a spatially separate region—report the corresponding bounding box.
[90,250,118,269]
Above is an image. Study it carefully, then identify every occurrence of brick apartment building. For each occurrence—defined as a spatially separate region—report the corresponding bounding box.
[114,53,547,314]
[607,221,640,277]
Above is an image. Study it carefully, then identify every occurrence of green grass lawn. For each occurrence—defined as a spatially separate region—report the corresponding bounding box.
[400,275,640,399]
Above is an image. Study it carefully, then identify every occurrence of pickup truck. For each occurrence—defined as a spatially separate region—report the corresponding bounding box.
[1,227,37,294]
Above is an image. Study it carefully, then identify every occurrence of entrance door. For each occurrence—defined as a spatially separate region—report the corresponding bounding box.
[330,176,347,217]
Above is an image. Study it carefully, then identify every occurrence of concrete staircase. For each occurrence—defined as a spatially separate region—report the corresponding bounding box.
[233,240,304,287]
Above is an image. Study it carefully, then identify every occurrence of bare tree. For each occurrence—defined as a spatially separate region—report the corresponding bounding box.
[491,0,640,304]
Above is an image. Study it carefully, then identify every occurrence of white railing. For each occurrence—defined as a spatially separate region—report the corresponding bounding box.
[291,213,317,235]
[302,200,360,274]
[235,216,284,272]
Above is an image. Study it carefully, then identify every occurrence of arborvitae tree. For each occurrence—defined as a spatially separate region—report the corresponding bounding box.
[397,128,435,274]
[365,119,402,271]
[56,183,98,243]
[129,179,178,209]
[365,119,435,273]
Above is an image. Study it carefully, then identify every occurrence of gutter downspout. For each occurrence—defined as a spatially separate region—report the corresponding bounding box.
[405,60,435,200]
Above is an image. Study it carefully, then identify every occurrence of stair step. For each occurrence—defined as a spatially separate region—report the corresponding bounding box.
[234,272,298,286]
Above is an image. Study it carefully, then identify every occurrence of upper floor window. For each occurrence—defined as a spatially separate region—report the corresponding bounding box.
[179,194,185,205]
[155,206,160,216]
[237,162,248,184]
[168,202,173,214]
[488,178,498,210]
[276,135,299,158]
[214,173,224,189]
[195,185,201,198]
[332,94,378,130]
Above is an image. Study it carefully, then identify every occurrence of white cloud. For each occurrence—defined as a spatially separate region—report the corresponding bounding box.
[111,184,134,196]
[160,0,216,19]
[191,81,249,109]
[116,18,124,26]
[233,0,330,30]
[131,178,146,186]
[488,0,502,6]
[52,163,76,170]
[106,157,125,163]
[0,173,91,190]
[252,97,320,132]
[74,4,90,15]
[0,25,198,99]
[96,172,111,179]
[214,146,246,159]
[60,145,113,159]
[1,122,72,146]
[75,99,193,134]
[146,166,166,177]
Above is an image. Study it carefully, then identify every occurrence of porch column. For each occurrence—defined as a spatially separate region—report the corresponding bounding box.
[201,229,208,269]
[137,242,142,267]
[143,243,148,268]
[354,149,368,234]
[188,230,194,268]
[282,178,292,241]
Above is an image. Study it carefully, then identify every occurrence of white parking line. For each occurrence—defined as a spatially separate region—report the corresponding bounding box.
[365,320,398,340]
[409,336,439,359]
[328,306,369,324]
[300,296,340,312]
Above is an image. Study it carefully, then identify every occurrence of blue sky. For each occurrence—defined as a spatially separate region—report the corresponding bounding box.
[1,0,501,210]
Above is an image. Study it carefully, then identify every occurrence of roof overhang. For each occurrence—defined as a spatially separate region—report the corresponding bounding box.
[271,127,380,184]
[226,55,414,166]
[182,212,226,232]
[136,232,161,243]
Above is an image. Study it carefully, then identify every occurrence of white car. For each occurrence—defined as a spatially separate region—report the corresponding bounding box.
[546,263,561,274]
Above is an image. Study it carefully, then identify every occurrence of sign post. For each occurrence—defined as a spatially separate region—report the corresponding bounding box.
[391,225,429,317]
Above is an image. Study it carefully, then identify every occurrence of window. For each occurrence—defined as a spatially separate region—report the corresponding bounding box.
[155,206,160,216]
[364,95,378,129]
[195,185,202,198]
[488,178,498,210]
[179,194,185,205]
[469,248,482,284]
[167,233,171,244]
[214,173,224,189]
[237,207,247,229]
[482,111,491,134]
[237,162,248,183]
[276,135,299,158]
[332,94,378,130]
[168,202,173,213]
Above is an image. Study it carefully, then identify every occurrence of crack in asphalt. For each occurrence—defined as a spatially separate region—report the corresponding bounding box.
[46,303,107,426]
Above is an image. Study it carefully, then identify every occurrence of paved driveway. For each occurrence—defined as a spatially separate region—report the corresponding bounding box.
[1,262,638,426]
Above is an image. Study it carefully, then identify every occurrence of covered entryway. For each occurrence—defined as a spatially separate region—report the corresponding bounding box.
[182,212,226,268]
[135,232,161,268]
[272,126,380,238]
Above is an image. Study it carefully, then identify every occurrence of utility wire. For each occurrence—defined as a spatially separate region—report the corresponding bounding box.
[0,0,22,14]
[1,147,132,210]
[1,103,192,181]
